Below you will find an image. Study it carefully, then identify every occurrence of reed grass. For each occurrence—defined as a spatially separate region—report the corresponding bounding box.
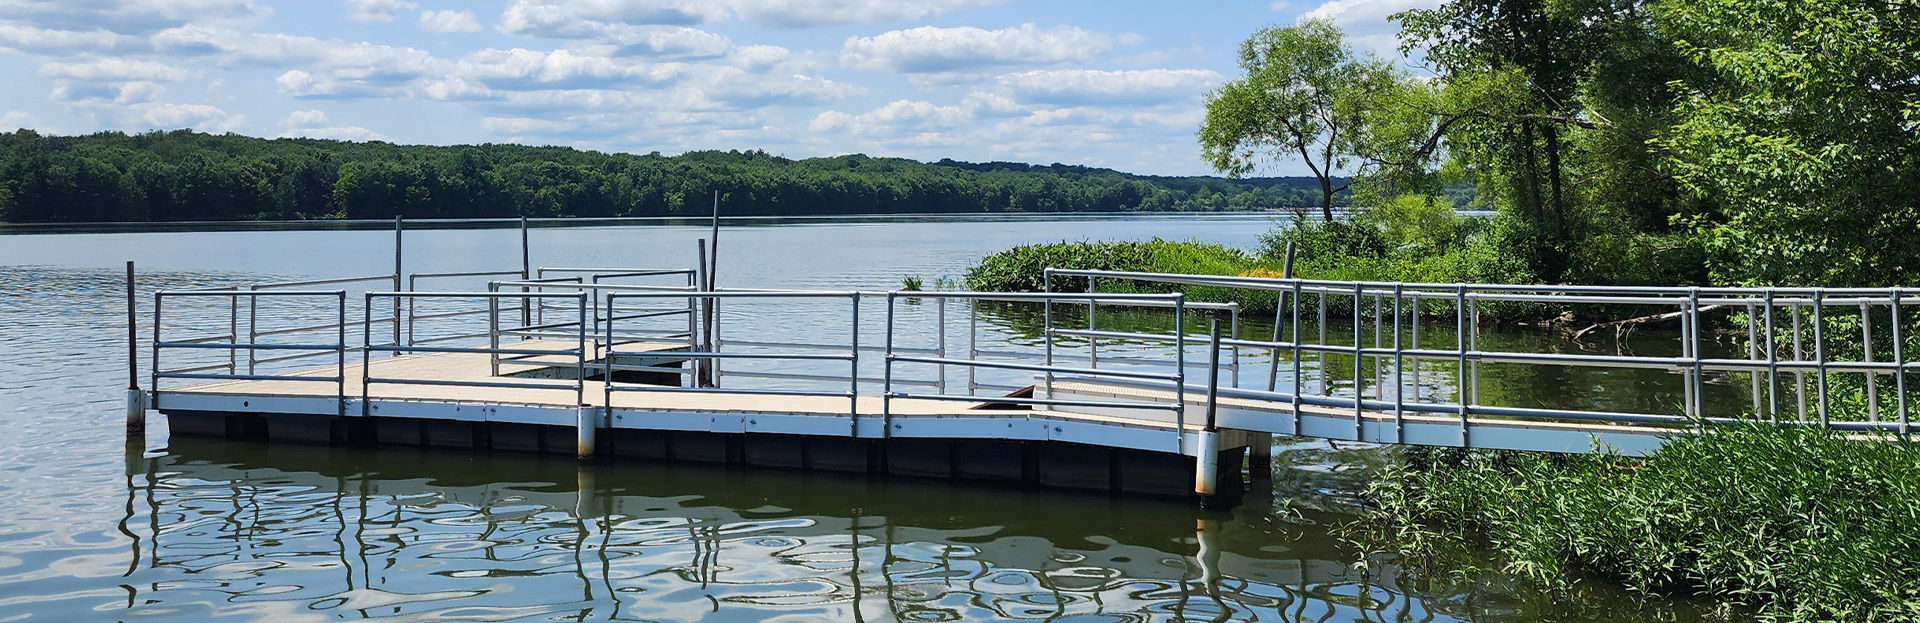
[1353,423,1920,622]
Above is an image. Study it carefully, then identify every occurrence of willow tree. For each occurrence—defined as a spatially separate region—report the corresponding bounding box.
[1199,19,1408,220]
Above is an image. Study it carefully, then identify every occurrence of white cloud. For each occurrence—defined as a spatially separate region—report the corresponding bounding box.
[809,99,969,135]
[731,0,1001,28]
[0,110,40,131]
[447,48,687,92]
[498,0,727,39]
[840,24,1111,74]
[345,0,415,23]
[39,58,189,82]
[997,69,1222,106]
[284,109,329,126]
[281,125,389,141]
[604,25,729,57]
[1299,0,1440,59]
[0,0,263,36]
[0,24,143,53]
[417,9,480,33]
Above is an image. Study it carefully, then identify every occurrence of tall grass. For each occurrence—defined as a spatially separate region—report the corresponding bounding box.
[1353,424,1920,622]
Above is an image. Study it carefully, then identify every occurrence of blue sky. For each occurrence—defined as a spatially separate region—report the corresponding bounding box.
[0,0,1428,176]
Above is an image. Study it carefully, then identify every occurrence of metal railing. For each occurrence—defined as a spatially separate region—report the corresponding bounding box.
[406,270,529,346]
[1048,268,1920,440]
[603,290,863,432]
[363,291,590,414]
[882,291,1193,446]
[153,289,349,415]
[248,274,401,373]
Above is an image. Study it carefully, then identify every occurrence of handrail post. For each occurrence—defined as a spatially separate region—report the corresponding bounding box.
[1289,280,1303,435]
[1893,289,1908,436]
[1087,273,1098,370]
[1392,283,1405,444]
[394,216,404,351]
[1862,299,1879,422]
[1814,290,1829,426]
[1205,319,1221,432]
[1455,284,1469,448]
[347,291,357,417]
[126,261,144,432]
[852,293,864,436]
[150,291,161,411]
[1174,295,1186,452]
[1352,282,1364,441]
[882,292,895,437]
[936,297,947,394]
[1043,270,1054,398]
[604,292,617,419]
[576,291,594,459]
[1765,290,1779,424]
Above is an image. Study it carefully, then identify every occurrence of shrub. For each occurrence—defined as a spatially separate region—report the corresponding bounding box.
[1355,424,1920,622]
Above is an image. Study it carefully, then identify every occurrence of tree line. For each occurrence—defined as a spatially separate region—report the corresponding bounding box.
[0,129,1344,223]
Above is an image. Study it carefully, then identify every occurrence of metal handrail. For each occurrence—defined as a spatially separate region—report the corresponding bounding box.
[154,289,349,416]
[363,291,590,416]
[604,290,862,433]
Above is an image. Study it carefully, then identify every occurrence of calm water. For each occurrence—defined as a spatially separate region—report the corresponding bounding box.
[0,216,1714,621]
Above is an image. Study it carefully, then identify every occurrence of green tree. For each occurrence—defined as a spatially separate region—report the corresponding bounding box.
[1199,19,1411,220]
[1656,0,1920,286]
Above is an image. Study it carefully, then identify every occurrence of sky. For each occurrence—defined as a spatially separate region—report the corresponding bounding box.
[0,0,1433,176]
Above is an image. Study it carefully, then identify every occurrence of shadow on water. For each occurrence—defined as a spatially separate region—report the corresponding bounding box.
[93,436,1716,622]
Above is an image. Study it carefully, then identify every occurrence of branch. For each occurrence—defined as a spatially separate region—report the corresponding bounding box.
[1568,305,1726,341]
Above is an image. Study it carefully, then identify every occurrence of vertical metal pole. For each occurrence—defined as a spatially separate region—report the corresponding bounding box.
[1317,290,1327,396]
[1373,293,1383,401]
[1863,300,1878,422]
[228,291,238,374]
[489,294,501,377]
[968,300,978,394]
[1205,319,1222,432]
[1468,296,1480,408]
[126,262,145,431]
[1894,289,1909,436]
[1174,297,1187,451]
[150,292,160,411]
[1795,301,1807,421]
[1748,302,1762,415]
[1229,304,1241,389]
[1392,284,1404,443]
[1814,291,1829,426]
[696,240,709,388]
[883,293,895,436]
[1410,293,1420,403]
[1352,282,1364,441]
[347,292,356,417]
[520,216,531,327]
[1289,281,1304,435]
[1765,291,1779,423]
[1455,285,1469,448]
[394,216,404,351]
[1689,288,1704,419]
[577,292,594,458]
[604,292,616,419]
[1043,282,1054,398]
[852,293,863,436]
[936,297,947,394]
[1266,242,1295,393]
[1086,276,1098,370]
[248,287,259,374]
[709,191,721,289]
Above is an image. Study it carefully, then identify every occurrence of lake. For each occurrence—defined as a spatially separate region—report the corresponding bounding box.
[0,215,1716,621]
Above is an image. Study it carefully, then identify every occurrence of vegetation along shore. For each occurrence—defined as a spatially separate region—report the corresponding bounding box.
[965,0,1920,619]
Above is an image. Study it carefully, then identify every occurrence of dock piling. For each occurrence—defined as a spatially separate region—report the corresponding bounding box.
[126,261,145,432]
[577,404,597,458]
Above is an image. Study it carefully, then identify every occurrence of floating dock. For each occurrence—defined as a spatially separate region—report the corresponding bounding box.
[128,223,1917,504]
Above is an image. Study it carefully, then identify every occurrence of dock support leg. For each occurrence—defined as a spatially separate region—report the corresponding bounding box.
[1194,430,1220,497]
[126,389,146,433]
[576,405,597,459]
[1246,432,1271,480]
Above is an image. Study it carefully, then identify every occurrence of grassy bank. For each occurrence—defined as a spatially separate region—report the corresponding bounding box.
[962,215,1536,317]
[1352,425,1920,622]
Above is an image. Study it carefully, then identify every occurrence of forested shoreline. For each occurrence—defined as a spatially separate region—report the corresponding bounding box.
[0,129,1341,224]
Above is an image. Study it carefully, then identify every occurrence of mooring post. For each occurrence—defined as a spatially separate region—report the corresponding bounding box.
[520,216,531,326]
[1195,319,1223,499]
[125,261,145,432]
[1248,244,1291,478]
[695,239,711,387]
[577,403,597,459]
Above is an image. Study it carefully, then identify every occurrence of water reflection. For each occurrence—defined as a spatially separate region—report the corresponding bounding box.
[89,439,1709,623]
